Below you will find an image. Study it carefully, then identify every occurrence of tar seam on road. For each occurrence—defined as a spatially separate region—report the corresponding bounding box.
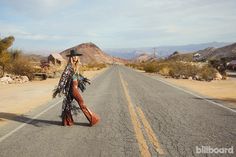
[136,106,164,155]
[146,74,236,114]
[0,67,109,143]
[119,70,152,157]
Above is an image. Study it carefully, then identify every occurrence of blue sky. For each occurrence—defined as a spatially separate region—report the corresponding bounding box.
[0,0,236,54]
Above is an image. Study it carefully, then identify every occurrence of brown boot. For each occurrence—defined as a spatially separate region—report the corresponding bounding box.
[81,108,100,126]
[90,112,100,126]
[67,115,74,126]
[62,110,74,126]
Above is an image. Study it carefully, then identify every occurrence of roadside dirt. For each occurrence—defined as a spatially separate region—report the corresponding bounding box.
[136,69,236,109]
[0,68,107,125]
[165,77,236,108]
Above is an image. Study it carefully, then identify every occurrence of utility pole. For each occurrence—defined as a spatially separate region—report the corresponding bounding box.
[153,47,157,58]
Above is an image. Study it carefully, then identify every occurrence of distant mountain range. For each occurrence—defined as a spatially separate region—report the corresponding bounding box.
[131,42,236,63]
[105,42,231,59]
[25,42,235,65]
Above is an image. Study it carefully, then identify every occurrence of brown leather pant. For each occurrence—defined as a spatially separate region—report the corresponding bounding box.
[72,80,100,126]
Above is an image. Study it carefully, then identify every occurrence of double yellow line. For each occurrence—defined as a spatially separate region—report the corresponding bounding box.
[119,71,164,156]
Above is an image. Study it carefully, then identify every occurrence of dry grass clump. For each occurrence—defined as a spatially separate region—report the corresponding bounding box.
[159,67,171,76]
[143,62,158,73]
[8,57,36,80]
[198,65,217,81]
[127,60,217,81]
[1,49,38,80]
[84,63,107,71]
[125,63,145,70]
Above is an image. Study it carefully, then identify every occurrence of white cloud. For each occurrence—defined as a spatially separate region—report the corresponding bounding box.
[1,0,236,50]
[3,0,76,17]
[0,23,72,41]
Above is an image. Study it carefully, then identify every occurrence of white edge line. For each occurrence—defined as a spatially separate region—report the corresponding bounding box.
[0,67,109,143]
[0,100,62,143]
[149,75,236,113]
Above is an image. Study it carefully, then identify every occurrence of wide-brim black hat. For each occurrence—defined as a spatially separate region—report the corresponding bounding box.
[66,49,83,57]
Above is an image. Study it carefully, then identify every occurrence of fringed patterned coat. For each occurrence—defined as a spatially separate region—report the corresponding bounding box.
[53,63,90,116]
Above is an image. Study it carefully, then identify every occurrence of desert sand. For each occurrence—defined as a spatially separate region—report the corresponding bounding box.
[136,69,236,109]
[165,77,236,108]
[0,68,107,125]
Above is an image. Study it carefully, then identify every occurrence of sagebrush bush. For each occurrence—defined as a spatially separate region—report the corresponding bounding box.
[127,60,218,81]
[197,65,217,81]
[143,62,158,73]
[159,67,170,76]
[168,62,200,78]
[125,63,144,70]
[86,63,106,70]
[9,58,35,80]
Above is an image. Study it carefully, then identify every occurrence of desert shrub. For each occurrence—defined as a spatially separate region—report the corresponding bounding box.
[127,59,218,81]
[143,62,158,73]
[86,62,106,70]
[168,62,183,78]
[96,63,107,70]
[0,66,3,77]
[0,36,15,77]
[79,65,89,72]
[125,63,144,70]
[9,57,36,80]
[136,63,145,70]
[166,62,217,81]
[159,67,170,76]
[197,65,217,81]
[0,51,11,77]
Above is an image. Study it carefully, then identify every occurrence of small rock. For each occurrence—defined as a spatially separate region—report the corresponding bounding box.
[0,76,13,84]
[20,76,29,82]
[194,75,200,80]
[188,76,193,80]
[215,72,222,80]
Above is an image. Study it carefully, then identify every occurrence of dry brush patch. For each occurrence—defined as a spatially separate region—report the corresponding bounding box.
[0,49,37,80]
[127,61,218,81]
[84,62,107,70]
[8,57,36,80]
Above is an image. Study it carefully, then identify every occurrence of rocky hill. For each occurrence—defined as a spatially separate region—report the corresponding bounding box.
[105,42,230,59]
[132,53,158,63]
[60,42,127,64]
[196,43,236,61]
[22,54,47,62]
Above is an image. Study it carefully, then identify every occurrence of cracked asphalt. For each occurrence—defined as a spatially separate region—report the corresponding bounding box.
[0,65,235,157]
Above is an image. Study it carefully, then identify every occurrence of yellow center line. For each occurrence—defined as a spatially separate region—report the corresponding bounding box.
[119,71,151,157]
[136,107,165,155]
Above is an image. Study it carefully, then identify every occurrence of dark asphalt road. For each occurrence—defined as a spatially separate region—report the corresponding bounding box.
[0,65,235,157]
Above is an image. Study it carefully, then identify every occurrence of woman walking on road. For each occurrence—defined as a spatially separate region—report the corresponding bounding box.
[53,49,100,126]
